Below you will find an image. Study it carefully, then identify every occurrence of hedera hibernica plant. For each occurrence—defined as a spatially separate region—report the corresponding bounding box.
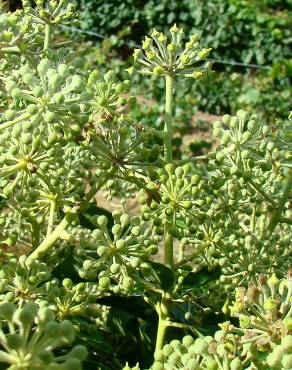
[0,2,292,369]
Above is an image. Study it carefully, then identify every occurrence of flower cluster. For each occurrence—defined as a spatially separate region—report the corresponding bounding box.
[266,335,292,369]
[152,333,244,370]
[0,10,41,72]
[140,163,212,239]
[0,301,87,369]
[2,60,90,138]
[131,24,212,78]
[45,278,100,320]
[0,255,51,304]
[76,212,158,294]
[227,270,292,350]
[22,0,77,26]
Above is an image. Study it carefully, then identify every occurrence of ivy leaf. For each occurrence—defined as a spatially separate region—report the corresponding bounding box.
[181,266,221,293]
[97,295,156,323]
[241,88,260,104]
[149,261,175,291]
[51,248,82,282]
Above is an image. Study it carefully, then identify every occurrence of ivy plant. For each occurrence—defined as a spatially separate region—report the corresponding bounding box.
[0,1,291,369]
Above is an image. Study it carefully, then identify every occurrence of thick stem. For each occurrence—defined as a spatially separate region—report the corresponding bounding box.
[155,315,168,353]
[46,200,56,237]
[164,223,173,269]
[164,74,174,163]
[31,221,41,250]
[26,211,75,264]
[44,23,52,51]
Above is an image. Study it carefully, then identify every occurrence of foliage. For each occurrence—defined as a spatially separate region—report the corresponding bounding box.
[0,1,291,370]
[77,0,292,65]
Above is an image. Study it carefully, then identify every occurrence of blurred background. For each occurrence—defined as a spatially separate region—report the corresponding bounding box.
[6,0,292,156]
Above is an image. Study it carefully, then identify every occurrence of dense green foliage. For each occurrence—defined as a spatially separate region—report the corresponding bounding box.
[78,0,292,65]
[0,1,291,370]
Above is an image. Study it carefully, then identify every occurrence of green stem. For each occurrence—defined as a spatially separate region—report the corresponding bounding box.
[0,113,31,132]
[155,314,168,353]
[164,74,174,163]
[164,224,173,270]
[26,212,75,264]
[247,178,276,207]
[31,221,41,250]
[267,170,292,238]
[279,216,292,225]
[44,23,52,51]
[26,175,109,265]
[46,200,56,237]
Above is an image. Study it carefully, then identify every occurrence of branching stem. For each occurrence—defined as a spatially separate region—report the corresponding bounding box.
[26,175,109,265]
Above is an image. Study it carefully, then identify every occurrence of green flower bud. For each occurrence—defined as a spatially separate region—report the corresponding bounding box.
[230,358,242,370]
[0,302,16,321]
[158,34,166,44]
[170,24,180,33]
[193,338,209,355]
[59,320,75,344]
[45,321,60,338]
[97,215,108,228]
[38,349,54,364]
[70,345,88,361]
[205,358,219,370]
[267,350,282,367]
[37,59,51,74]
[282,354,292,369]
[112,224,122,236]
[82,260,94,271]
[96,246,107,257]
[116,239,126,249]
[11,88,22,99]
[62,278,73,289]
[58,64,70,77]
[168,352,180,366]
[153,66,164,76]
[63,357,82,370]
[162,344,174,357]
[182,335,195,348]
[6,334,23,350]
[167,43,176,52]
[281,336,292,352]
[99,276,110,289]
[264,298,278,311]
[187,359,199,370]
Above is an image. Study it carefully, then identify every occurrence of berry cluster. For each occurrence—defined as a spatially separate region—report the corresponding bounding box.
[0,301,87,369]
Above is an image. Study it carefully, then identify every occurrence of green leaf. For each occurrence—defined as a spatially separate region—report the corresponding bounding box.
[181,266,221,293]
[241,88,261,104]
[98,295,156,323]
[149,261,175,291]
[51,248,82,282]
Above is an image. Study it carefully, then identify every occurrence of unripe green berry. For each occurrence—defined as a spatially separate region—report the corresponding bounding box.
[70,345,88,361]
[37,59,51,74]
[99,276,110,289]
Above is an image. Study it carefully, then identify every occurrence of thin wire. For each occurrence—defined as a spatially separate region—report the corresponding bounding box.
[62,25,272,70]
